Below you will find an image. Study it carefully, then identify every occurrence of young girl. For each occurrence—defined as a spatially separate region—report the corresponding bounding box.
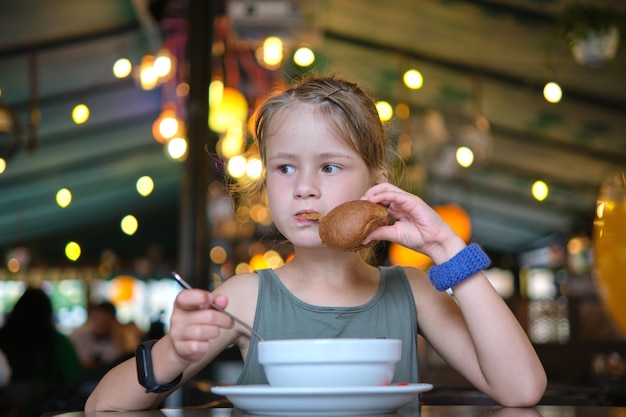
[85,75,546,411]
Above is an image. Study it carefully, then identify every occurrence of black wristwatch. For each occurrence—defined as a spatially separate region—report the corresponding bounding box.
[136,339,183,393]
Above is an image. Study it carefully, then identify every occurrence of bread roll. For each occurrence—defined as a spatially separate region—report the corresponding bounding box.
[318,200,389,251]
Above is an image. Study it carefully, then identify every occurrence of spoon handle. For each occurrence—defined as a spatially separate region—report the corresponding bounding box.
[171,272,264,341]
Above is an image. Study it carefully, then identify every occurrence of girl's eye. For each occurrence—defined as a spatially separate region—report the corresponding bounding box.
[279,165,295,174]
[322,164,340,174]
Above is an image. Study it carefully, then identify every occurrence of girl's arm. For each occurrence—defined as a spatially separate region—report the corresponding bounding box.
[85,274,258,411]
[363,183,546,406]
[409,267,546,406]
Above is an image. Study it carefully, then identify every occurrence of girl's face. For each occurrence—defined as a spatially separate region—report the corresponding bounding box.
[264,103,376,248]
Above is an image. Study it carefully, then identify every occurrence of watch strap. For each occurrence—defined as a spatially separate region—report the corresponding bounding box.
[136,339,183,393]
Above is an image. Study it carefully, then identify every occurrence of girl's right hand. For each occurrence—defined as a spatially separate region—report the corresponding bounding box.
[168,289,234,364]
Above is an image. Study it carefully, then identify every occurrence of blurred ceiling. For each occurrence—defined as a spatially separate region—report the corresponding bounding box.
[1,0,625,265]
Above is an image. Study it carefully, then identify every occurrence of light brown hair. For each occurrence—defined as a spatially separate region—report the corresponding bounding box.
[248,74,392,194]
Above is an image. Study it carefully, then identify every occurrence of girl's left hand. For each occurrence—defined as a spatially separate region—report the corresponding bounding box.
[362,183,466,264]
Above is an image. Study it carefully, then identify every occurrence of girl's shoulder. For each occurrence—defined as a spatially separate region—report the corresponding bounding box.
[395,265,441,298]
[215,272,261,301]
[395,265,429,282]
[214,272,261,342]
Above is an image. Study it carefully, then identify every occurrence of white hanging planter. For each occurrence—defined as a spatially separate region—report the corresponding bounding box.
[570,26,620,67]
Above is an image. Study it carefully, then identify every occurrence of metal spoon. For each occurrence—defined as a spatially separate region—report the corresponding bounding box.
[171,271,265,341]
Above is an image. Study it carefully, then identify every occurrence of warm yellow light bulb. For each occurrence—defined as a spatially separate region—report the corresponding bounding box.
[220,126,244,158]
[376,101,393,122]
[456,146,474,168]
[167,137,187,160]
[208,87,248,133]
[246,157,263,179]
[159,114,179,139]
[139,55,158,90]
[121,215,138,235]
[113,58,132,78]
[72,104,90,124]
[0,158,6,174]
[263,36,283,67]
[293,47,315,67]
[65,241,81,261]
[209,80,224,108]
[403,69,424,89]
[227,155,247,178]
[154,49,174,78]
[56,188,72,208]
[543,82,562,103]
[249,253,267,270]
[532,180,549,201]
[136,176,154,196]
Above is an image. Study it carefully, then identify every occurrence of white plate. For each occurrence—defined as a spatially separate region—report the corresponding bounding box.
[211,383,433,416]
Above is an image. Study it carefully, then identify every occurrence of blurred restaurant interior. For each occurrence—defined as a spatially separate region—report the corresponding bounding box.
[1,0,626,408]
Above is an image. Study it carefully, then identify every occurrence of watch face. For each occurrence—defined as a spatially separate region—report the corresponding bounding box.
[136,340,183,393]
[136,341,153,387]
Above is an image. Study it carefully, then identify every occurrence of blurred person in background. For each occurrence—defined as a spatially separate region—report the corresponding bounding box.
[0,349,11,387]
[0,287,83,417]
[70,301,142,371]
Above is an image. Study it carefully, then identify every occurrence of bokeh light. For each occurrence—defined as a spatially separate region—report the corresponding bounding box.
[72,104,90,124]
[456,146,474,168]
[403,69,424,89]
[121,215,138,235]
[395,103,410,120]
[56,188,72,208]
[209,83,248,133]
[532,180,549,201]
[210,246,228,264]
[7,258,20,273]
[375,101,393,122]
[113,58,132,78]
[543,82,562,103]
[389,204,471,268]
[227,155,247,178]
[261,36,283,67]
[153,48,174,79]
[219,125,244,158]
[176,83,190,97]
[136,176,154,196]
[246,157,263,180]
[139,54,158,90]
[166,137,188,160]
[293,47,315,67]
[65,241,81,261]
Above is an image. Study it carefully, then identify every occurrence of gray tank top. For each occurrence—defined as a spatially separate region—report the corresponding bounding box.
[236,265,419,385]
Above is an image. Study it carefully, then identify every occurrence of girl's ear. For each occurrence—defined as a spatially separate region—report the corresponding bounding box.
[374,169,389,184]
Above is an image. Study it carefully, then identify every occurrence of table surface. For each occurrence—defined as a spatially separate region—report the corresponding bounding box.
[55,405,626,417]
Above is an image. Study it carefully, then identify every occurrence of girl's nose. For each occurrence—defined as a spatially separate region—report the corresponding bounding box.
[293,172,320,199]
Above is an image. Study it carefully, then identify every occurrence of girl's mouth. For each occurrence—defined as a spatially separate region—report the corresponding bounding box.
[296,212,322,221]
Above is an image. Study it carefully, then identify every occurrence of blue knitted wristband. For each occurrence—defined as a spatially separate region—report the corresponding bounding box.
[428,243,491,292]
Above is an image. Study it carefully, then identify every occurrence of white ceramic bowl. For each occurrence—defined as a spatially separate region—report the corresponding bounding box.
[258,338,402,387]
